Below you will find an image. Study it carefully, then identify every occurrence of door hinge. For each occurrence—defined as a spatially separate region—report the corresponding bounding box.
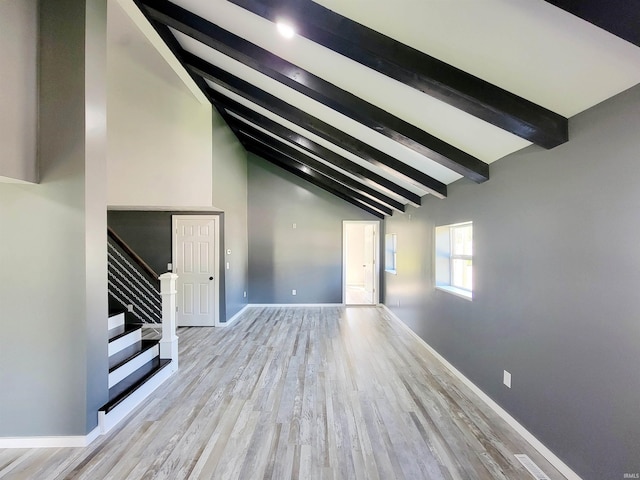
[176,306,178,312]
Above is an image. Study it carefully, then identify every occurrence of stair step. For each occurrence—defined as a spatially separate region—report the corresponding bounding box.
[108,324,140,343]
[109,342,160,389]
[109,339,158,372]
[109,340,151,371]
[108,311,125,331]
[100,358,171,414]
[107,324,125,339]
[109,306,126,316]
[108,325,142,356]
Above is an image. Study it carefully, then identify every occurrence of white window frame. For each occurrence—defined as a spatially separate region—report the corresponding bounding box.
[435,221,473,300]
[384,233,397,274]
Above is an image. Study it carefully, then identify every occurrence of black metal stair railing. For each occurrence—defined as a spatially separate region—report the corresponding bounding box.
[107,227,162,324]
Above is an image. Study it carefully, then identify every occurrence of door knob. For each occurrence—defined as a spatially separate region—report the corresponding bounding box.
[209,276,213,280]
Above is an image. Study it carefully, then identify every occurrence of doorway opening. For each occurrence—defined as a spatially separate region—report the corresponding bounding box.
[343,221,379,305]
[172,215,220,326]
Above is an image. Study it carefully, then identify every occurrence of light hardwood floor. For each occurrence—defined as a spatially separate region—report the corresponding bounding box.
[0,306,566,479]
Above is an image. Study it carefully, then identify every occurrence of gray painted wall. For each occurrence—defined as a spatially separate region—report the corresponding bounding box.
[212,111,248,319]
[383,84,640,479]
[247,154,378,304]
[0,0,108,436]
[107,210,228,322]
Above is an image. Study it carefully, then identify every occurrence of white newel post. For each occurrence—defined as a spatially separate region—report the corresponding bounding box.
[159,273,179,370]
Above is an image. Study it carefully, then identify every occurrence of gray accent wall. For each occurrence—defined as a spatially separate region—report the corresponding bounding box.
[247,154,378,304]
[0,0,108,436]
[107,210,227,322]
[383,84,640,479]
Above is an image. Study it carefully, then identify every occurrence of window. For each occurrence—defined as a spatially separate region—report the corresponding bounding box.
[435,222,473,299]
[384,233,397,274]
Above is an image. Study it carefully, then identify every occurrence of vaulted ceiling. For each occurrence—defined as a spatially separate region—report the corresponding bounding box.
[117,0,640,218]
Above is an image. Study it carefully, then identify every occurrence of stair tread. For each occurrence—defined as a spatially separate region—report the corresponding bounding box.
[108,324,141,343]
[100,358,171,414]
[109,339,159,373]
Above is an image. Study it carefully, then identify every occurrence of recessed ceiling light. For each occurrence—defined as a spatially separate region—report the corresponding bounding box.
[277,22,295,39]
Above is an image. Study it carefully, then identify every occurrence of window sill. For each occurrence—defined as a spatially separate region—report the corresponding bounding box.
[385,269,397,275]
[436,285,472,301]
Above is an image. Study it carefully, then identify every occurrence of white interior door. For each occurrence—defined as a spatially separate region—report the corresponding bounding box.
[173,215,219,326]
[343,221,379,305]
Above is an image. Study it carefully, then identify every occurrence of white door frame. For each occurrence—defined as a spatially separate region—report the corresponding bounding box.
[172,215,221,326]
[343,220,380,305]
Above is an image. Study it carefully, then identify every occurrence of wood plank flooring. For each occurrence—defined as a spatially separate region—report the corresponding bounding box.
[0,306,566,479]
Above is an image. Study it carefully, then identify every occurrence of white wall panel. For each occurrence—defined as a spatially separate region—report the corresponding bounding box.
[0,0,38,183]
[106,1,213,207]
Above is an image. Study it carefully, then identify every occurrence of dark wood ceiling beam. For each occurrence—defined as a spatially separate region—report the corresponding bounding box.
[232,122,405,212]
[212,92,424,206]
[240,132,393,216]
[182,53,446,197]
[147,21,211,97]
[138,0,489,183]
[227,0,569,149]
[244,140,386,218]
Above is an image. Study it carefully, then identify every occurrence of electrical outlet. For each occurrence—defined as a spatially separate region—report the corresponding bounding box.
[503,370,512,388]
[243,291,247,298]
[292,289,297,296]
[226,262,230,270]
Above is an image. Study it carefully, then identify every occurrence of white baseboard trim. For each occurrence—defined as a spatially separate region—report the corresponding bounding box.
[248,303,344,307]
[0,426,101,448]
[380,305,582,480]
[219,305,249,327]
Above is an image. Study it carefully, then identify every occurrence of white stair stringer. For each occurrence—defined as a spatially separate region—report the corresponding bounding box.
[98,362,176,434]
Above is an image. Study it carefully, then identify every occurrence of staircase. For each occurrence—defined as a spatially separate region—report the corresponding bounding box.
[99,226,179,433]
[98,311,174,433]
